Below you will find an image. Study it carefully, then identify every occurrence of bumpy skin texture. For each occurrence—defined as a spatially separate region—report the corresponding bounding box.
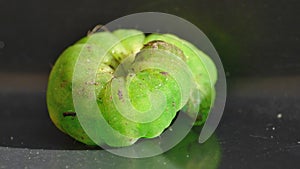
[144,34,217,125]
[47,29,217,146]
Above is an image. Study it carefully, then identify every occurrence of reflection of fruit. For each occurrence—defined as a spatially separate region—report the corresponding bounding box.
[112,130,221,169]
[164,129,221,169]
[47,28,217,146]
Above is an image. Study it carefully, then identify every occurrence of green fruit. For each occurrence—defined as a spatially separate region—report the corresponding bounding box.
[144,34,217,125]
[47,28,217,147]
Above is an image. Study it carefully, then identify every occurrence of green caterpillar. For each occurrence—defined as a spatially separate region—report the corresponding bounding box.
[47,28,217,147]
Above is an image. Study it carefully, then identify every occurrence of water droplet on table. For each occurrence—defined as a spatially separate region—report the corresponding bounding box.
[277,113,282,119]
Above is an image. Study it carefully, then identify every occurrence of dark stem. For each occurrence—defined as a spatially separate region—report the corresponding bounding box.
[87,24,109,36]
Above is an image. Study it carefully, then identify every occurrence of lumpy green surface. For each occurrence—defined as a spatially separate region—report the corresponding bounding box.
[47,29,217,146]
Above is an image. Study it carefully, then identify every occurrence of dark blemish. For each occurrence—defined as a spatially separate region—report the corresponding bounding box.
[81,136,85,140]
[63,112,76,117]
[196,115,203,121]
[118,90,123,100]
[85,81,99,85]
[160,71,168,76]
[143,40,165,48]
[172,101,176,107]
[108,64,114,70]
[86,45,92,52]
[60,80,68,88]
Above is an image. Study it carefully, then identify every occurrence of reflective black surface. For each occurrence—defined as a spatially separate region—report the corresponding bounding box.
[0,0,299,168]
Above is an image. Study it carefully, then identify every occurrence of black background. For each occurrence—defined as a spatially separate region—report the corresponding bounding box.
[0,0,299,169]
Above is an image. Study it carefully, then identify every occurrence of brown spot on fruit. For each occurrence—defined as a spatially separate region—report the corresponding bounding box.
[160,71,168,76]
[172,101,176,107]
[118,90,123,100]
[143,40,165,48]
[60,80,68,88]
